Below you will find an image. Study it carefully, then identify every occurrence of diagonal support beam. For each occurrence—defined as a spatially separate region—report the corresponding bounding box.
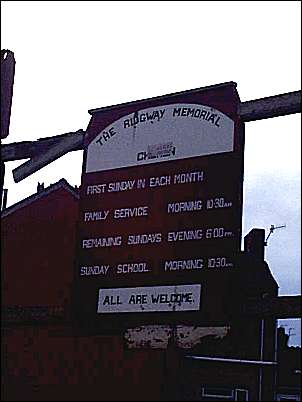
[1,131,85,162]
[12,129,85,183]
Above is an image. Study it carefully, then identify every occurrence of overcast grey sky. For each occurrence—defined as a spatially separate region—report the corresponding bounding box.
[1,1,301,345]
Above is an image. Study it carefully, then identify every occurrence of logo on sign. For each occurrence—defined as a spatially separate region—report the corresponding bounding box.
[137,142,176,161]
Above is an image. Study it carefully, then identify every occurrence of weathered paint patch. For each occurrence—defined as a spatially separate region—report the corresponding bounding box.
[124,325,230,349]
[124,325,172,349]
[175,325,230,349]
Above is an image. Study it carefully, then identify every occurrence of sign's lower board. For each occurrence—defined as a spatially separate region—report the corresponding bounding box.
[97,284,201,313]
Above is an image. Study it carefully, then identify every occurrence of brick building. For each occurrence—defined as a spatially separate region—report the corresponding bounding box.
[1,179,166,401]
[1,178,291,401]
[275,327,301,401]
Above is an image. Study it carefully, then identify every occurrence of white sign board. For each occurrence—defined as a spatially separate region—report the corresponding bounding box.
[97,284,201,313]
[86,104,234,173]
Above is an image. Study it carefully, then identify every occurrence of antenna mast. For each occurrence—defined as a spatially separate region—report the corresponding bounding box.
[265,224,286,246]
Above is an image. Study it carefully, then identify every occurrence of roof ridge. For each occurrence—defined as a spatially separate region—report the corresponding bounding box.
[1,178,79,218]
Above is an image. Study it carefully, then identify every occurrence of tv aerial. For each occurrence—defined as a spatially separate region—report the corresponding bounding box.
[264,224,286,246]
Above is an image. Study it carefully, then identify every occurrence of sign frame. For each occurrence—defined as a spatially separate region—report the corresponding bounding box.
[73,82,245,332]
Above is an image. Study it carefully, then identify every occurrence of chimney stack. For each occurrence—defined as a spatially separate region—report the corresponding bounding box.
[244,228,265,261]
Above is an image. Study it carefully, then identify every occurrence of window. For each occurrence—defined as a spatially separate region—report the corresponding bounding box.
[277,395,300,401]
[201,386,234,400]
[235,389,249,401]
[201,386,249,401]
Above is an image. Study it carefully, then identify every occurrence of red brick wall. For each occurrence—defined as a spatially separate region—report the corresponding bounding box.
[1,187,78,307]
[1,186,166,401]
[2,327,165,401]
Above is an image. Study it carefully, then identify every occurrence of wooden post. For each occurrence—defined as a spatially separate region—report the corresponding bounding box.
[239,91,301,122]
[1,161,5,209]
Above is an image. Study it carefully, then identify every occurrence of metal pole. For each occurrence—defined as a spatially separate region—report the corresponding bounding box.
[258,319,265,401]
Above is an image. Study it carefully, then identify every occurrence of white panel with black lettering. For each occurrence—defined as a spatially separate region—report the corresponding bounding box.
[97,284,201,313]
[86,104,234,173]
